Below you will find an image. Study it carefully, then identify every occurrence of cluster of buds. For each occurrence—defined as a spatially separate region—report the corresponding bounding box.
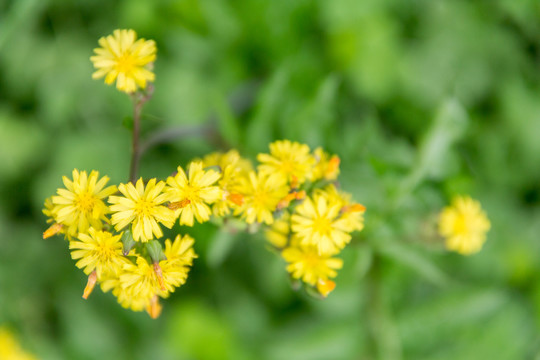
[42,140,366,317]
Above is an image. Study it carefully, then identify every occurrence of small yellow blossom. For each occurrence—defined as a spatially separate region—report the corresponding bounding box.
[52,169,117,237]
[90,29,156,93]
[291,193,352,255]
[235,171,289,225]
[264,212,291,248]
[166,161,222,226]
[109,178,175,242]
[317,185,365,232]
[310,147,340,182]
[257,140,315,185]
[201,150,251,216]
[69,228,126,277]
[0,327,37,360]
[282,243,343,296]
[439,196,491,255]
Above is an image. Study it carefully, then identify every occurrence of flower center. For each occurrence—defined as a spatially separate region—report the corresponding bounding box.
[135,200,154,216]
[453,215,470,235]
[116,54,135,74]
[76,193,96,212]
[313,217,332,235]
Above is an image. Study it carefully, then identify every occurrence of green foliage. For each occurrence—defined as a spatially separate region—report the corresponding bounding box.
[1,0,540,359]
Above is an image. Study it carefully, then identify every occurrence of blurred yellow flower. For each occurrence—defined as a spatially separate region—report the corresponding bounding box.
[317,184,365,232]
[235,171,289,225]
[69,228,125,277]
[257,140,315,186]
[439,195,491,255]
[282,243,343,297]
[291,192,352,255]
[310,147,340,182]
[51,169,117,237]
[0,327,37,360]
[264,212,291,248]
[201,150,252,216]
[109,178,175,242]
[166,161,222,226]
[90,29,156,93]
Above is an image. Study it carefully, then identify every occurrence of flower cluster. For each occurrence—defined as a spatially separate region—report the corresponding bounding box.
[43,141,366,316]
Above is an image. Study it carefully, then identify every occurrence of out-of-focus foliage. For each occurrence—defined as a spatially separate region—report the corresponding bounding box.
[1,0,540,359]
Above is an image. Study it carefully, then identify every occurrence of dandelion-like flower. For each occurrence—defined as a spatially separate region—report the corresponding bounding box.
[310,147,340,182]
[257,140,315,185]
[291,193,352,255]
[201,150,252,217]
[439,196,491,255]
[235,171,289,225]
[282,243,343,297]
[69,228,126,277]
[317,185,365,232]
[51,169,117,237]
[264,212,291,248]
[109,178,175,242]
[90,29,156,93]
[166,161,222,226]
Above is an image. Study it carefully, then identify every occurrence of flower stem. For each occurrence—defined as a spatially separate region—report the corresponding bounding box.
[129,85,154,183]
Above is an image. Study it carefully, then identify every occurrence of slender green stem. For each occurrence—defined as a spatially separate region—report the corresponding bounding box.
[366,255,402,360]
[128,85,154,183]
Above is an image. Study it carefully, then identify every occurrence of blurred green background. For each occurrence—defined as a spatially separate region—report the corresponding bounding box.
[1,0,540,359]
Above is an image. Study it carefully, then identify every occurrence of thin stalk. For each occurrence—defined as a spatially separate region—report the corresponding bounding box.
[128,85,154,183]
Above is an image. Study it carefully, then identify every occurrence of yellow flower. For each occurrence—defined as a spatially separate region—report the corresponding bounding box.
[69,228,126,277]
[201,150,252,217]
[163,234,197,266]
[317,185,365,232]
[51,169,117,237]
[166,161,222,226]
[282,243,343,296]
[109,178,175,242]
[291,193,352,255]
[264,212,291,248]
[235,171,289,225]
[90,29,156,93]
[310,147,340,182]
[439,196,491,255]
[257,140,315,185]
[0,327,37,360]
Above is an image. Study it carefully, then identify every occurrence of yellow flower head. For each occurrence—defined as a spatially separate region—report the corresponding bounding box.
[201,150,252,217]
[291,192,352,255]
[109,178,175,242]
[257,140,315,186]
[317,185,366,233]
[166,161,222,226]
[282,243,343,296]
[235,171,289,225]
[310,147,340,182]
[69,228,126,277]
[264,211,291,248]
[163,234,197,266]
[439,196,491,255]
[0,327,37,360]
[51,169,117,237]
[90,29,156,93]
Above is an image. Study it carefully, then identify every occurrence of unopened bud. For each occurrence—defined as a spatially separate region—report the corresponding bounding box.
[82,271,98,299]
[153,263,166,291]
[43,223,63,239]
[227,193,244,206]
[316,279,336,298]
[146,295,162,319]
[168,199,191,210]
